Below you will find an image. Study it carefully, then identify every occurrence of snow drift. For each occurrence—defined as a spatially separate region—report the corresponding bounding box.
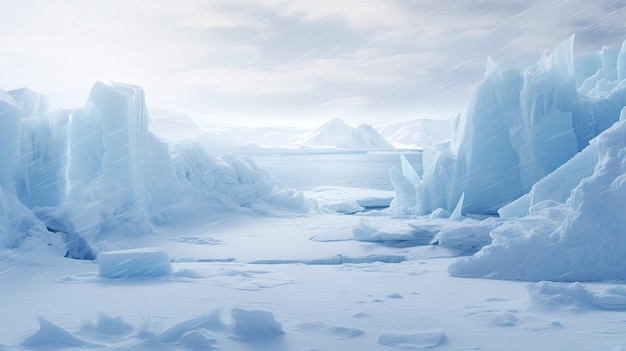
[0,82,305,259]
[392,35,626,216]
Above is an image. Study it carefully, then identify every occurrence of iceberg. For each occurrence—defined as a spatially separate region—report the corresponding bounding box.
[98,247,173,278]
[449,117,626,281]
[0,89,21,192]
[0,81,305,258]
[393,35,626,216]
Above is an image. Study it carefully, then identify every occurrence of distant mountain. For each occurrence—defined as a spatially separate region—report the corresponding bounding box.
[148,108,204,141]
[227,126,309,148]
[301,118,394,150]
[376,118,451,149]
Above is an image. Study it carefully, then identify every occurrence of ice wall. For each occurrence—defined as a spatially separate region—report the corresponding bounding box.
[8,88,49,119]
[0,89,21,192]
[66,82,183,227]
[394,35,626,215]
[0,82,305,258]
[449,117,626,281]
[9,88,71,208]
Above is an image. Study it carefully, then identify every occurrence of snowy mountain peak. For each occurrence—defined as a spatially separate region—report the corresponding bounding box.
[302,118,393,150]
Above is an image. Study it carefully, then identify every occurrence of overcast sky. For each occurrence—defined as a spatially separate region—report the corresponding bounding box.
[2,0,626,127]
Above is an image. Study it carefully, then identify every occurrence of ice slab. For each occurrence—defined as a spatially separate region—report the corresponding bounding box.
[98,247,173,278]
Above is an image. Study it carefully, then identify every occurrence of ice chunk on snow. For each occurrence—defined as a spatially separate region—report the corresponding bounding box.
[392,35,626,216]
[231,308,284,337]
[377,329,446,349]
[98,248,172,278]
[353,219,437,245]
[304,186,394,213]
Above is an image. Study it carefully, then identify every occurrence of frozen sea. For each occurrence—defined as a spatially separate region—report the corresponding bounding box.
[249,150,423,191]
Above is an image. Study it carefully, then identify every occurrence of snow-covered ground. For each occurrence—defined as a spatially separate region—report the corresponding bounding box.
[3,211,626,351]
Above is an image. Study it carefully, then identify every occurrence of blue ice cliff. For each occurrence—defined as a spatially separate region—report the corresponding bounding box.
[0,82,304,259]
[392,35,626,216]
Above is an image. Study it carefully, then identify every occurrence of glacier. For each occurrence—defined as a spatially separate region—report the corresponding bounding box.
[0,82,304,259]
[393,35,626,216]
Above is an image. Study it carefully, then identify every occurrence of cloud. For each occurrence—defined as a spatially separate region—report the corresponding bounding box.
[1,0,626,125]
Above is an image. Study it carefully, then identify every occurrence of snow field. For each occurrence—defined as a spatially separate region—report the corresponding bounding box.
[1,213,626,350]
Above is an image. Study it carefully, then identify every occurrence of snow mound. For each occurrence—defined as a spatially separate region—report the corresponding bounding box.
[98,247,172,278]
[158,310,225,344]
[231,308,284,337]
[179,329,218,349]
[392,35,626,216]
[377,329,446,349]
[377,118,451,149]
[527,282,626,311]
[449,118,626,281]
[80,313,135,336]
[293,321,364,339]
[301,118,393,150]
[22,315,95,348]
